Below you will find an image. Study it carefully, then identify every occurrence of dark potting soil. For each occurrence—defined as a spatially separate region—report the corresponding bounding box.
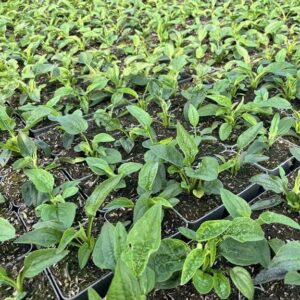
[162,209,187,238]
[257,139,293,171]
[0,204,30,266]
[218,164,260,195]
[174,193,222,223]
[50,216,108,298]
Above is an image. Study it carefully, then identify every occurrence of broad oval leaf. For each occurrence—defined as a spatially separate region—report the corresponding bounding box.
[181,248,206,285]
[24,168,54,193]
[193,270,213,294]
[230,267,254,300]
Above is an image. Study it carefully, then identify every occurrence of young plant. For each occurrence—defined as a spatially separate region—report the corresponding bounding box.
[179,189,300,300]
[16,174,122,269]
[20,168,80,228]
[0,249,68,300]
[219,122,268,175]
[126,105,157,144]
[149,122,221,198]
[92,203,189,299]
[250,150,300,212]
[257,113,293,148]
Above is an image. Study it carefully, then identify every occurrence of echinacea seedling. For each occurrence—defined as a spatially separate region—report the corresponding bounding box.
[126,105,157,144]
[0,249,68,300]
[149,122,221,198]
[21,168,79,228]
[219,122,267,175]
[250,159,300,212]
[75,132,122,166]
[17,174,123,269]
[257,113,293,148]
[179,189,300,300]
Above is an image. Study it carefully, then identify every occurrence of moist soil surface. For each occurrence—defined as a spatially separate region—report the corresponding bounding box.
[49,216,108,298]
[257,139,293,171]
[0,204,30,266]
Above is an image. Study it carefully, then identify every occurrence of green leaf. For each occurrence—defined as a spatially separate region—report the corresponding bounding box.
[106,260,144,300]
[207,95,232,107]
[138,162,159,192]
[220,189,251,218]
[255,241,300,284]
[88,288,103,300]
[85,174,122,217]
[93,222,116,270]
[285,271,300,286]
[122,203,162,277]
[181,248,206,285]
[236,45,250,63]
[49,110,88,135]
[23,249,68,278]
[39,202,77,228]
[192,270,213,294]
[150,143,184,167]
[219,122,232,141]
[118,162,142,176]
[15,227,62,247]
[213,271,231,299]
[176,122,198,166]
[290,146,300,162]
[259,211,300,230]
[0,106,16,132]
[250,174,285,193]
[196,220,231,241]
[127,105,152,129]
[220,238,271,268]
[24,168,54,193]
[237,122,263,150]
[148,239,189,283]
[185,157,219,181]
[104,197,134,210]
[188,104,199,128]
[265,20,284,34]
[0,217,16,242]
[17,131,37,158]
[224,217,264,243]
[230,267,254,300]
[78,242,92,269]
[57,228,79,252]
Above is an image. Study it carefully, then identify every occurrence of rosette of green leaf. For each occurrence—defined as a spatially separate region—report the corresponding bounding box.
[199,94,255,141]
[17,174,123,269]
[251,148,300,211]
[20,104,60,131]
[126,105,157,144]
[0,113,50,169]
[18,168,80,228]
[147,75,178,128]
[178,188,300,299]
[149,122,221,198]
[218,122,268,175]
[86,158,142,187]
[255,241,300,286]
[48,109,88,148]
[255,113,294,148]
[232,61,297,89]
[75,132,122,166]
[0,249,68,300]
[93,203,189,298]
